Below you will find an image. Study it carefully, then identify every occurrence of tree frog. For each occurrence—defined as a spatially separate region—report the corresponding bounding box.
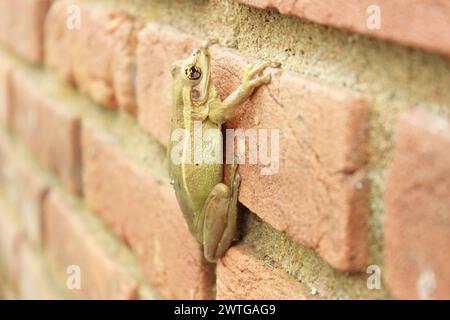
[168,40,275,262]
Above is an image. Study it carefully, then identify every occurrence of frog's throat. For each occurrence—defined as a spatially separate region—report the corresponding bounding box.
[195,72,210,105]
[181,86,207,122]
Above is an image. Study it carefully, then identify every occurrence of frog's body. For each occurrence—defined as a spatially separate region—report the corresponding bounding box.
[168,41,274,262]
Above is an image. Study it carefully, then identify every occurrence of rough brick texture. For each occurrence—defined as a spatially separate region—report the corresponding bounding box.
[43,190,139,300]
[0,0,50,63]
[137,24,369,271]
[217,245,311,299]
[45,0,143,113]
[384,109,450,300]
[82,126,213,299]
[215,51,369,272]
[11,71,82,194]
[237,0,450,57]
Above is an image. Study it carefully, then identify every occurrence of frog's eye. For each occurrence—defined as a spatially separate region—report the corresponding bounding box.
[184,64,202,81]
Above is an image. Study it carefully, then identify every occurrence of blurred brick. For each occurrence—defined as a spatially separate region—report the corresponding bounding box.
[17,242,65,300]
[82,126,213,299]
[237,0,450,57]
[384,109,450,299]
[0,131,48,245]
[137,23,369,271]
[45,0,143,113]
[0,200,23,286]
[11,71,82,194]
[217,245,311,299]
[0,0,50,63]
[0,53,12,125]
[0,277,16,299]
[43,190,139,299]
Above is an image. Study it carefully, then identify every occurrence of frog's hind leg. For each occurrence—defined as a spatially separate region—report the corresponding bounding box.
[202,164,240,262]
[216,162,241,257]
[215,163,240,258]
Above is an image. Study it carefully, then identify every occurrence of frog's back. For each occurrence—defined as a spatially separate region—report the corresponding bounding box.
[168,120,223,231]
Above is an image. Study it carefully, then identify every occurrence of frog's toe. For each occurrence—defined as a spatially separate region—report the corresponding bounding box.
[247,61,271,78]
[232,171,241,191]
[261,74,272,83]
[242,64,254,79]
[271,60,282,68]
[248,74,271,88]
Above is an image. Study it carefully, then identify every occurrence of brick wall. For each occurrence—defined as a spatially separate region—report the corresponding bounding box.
[0,0,449,300]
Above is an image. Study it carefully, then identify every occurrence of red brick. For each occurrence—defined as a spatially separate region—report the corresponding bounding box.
[0,53,12,125]
[216,245,311,299]
[237,0,450,57]
[11,71,82,194]
[43,189,140,299]
[17,242,65,300]
[221,53,369,272]
[44,0,143,113]
[384,109,450,300]
[0,0,50,63]
[137,24,369,271]
[0,201,23,286]
[82,126,213,299]
[0,132,48,245]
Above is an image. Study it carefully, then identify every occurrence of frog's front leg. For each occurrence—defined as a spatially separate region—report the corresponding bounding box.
[199,163,241,262]
[209,61,278,124]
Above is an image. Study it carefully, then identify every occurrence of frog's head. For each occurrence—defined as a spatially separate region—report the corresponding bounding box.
[171,47,207,85]
[171,39,217,88]
[182,48,207,86]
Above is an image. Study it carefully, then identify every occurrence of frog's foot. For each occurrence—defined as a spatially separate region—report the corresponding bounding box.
[202,170,240,262]
[242,61,278,90]
[210,61,279,125]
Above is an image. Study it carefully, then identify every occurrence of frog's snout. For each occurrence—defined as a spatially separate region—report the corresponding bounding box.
[201,38,218,51]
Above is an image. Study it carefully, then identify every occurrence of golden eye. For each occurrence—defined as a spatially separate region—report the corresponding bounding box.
[184,64,202,80]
